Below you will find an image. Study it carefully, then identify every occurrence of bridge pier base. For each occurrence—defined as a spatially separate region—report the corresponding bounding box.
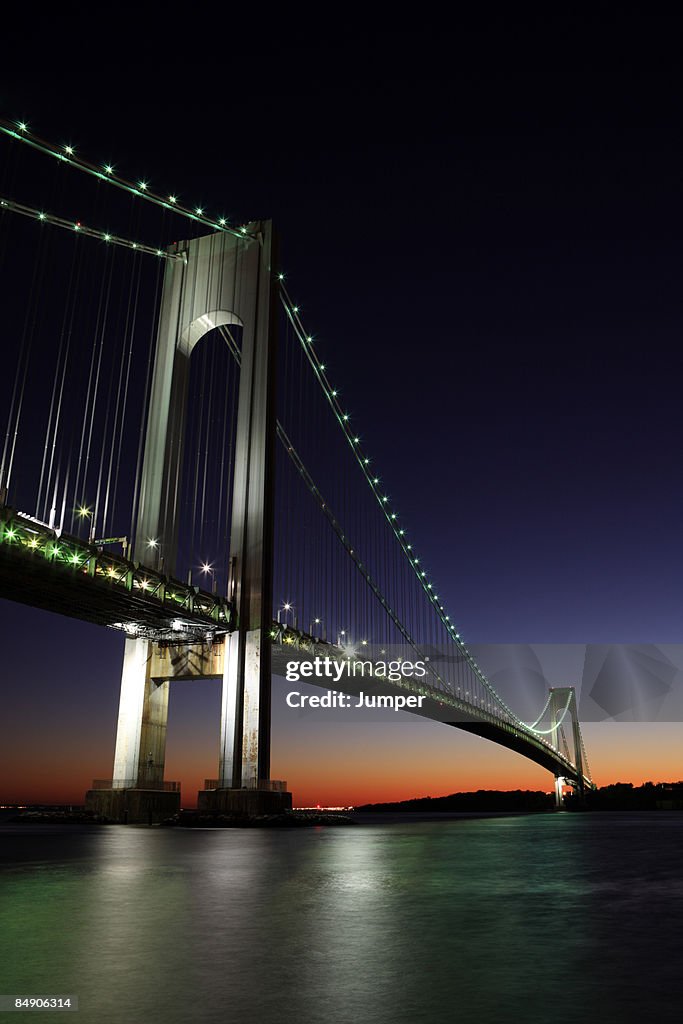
[196,787,292,817]
[554,775,565,809]
[85,788,180,824]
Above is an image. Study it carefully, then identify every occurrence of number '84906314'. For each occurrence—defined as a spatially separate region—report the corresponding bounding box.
[15,998,72,1008]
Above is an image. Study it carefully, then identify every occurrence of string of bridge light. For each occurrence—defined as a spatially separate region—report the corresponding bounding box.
[523,690,574,736]
[525,690,554,731]
[0,119,255,240]
[0,197,181,260]
[277,279,522,728]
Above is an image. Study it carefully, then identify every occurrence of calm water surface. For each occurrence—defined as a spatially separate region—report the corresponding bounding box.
[0,813,681,1024]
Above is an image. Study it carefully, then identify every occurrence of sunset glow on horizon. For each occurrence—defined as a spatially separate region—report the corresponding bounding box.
[1,611,680,809]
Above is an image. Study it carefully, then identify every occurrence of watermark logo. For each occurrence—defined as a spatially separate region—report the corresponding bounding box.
[285,656,427,684]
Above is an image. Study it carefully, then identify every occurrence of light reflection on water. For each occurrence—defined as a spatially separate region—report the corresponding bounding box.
[0,814,681,1024]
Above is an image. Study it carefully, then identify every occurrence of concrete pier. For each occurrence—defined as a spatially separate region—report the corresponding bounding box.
[85,787,180,824]
[197,788,292,816]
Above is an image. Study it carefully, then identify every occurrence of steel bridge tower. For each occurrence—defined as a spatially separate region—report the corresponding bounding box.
[548,686,585,808]
[87,223,291,821]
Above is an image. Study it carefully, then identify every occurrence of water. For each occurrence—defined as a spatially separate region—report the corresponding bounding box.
[0,813,681,1024]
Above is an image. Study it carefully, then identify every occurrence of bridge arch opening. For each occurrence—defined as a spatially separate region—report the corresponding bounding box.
[172,323,244,596]
[179,309,244,355]
[164,675,223,808]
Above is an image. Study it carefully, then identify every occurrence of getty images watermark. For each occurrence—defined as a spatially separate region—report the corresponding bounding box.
[285,655,428,710]
[280,643,683,721]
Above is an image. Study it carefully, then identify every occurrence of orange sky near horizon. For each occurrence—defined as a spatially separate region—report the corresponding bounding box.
[2,672,680,808]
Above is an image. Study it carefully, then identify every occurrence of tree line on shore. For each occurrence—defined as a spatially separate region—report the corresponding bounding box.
[357,781,683,812]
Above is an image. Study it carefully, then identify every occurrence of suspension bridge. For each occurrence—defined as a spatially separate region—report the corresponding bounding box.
[0,117,593,820]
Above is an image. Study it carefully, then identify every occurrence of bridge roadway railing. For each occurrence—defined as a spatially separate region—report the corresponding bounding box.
[0,505,233,642]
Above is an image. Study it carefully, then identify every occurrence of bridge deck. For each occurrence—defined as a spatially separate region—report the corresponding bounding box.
[0,506,233,643]
[146,634,591,788]
[269,640,588,784]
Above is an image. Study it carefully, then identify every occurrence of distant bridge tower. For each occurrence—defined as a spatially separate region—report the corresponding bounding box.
[548,686,585,808]
[88,223,290,821]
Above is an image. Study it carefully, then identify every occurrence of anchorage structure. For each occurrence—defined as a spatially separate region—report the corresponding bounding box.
[88,223,291,821]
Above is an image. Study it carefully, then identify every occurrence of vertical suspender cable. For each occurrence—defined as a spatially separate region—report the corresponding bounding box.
[1,216,53,500]
[129,257,164,552]
[105,253,143,537]
[35,239,76,516]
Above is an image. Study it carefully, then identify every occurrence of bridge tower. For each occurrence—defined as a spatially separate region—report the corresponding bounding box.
[548,686,585,808]
[87,223,291,821]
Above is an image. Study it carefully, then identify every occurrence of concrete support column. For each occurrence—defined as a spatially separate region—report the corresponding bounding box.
[241,629,265,789]
[219,632,241,787]
[112,637,169,788]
